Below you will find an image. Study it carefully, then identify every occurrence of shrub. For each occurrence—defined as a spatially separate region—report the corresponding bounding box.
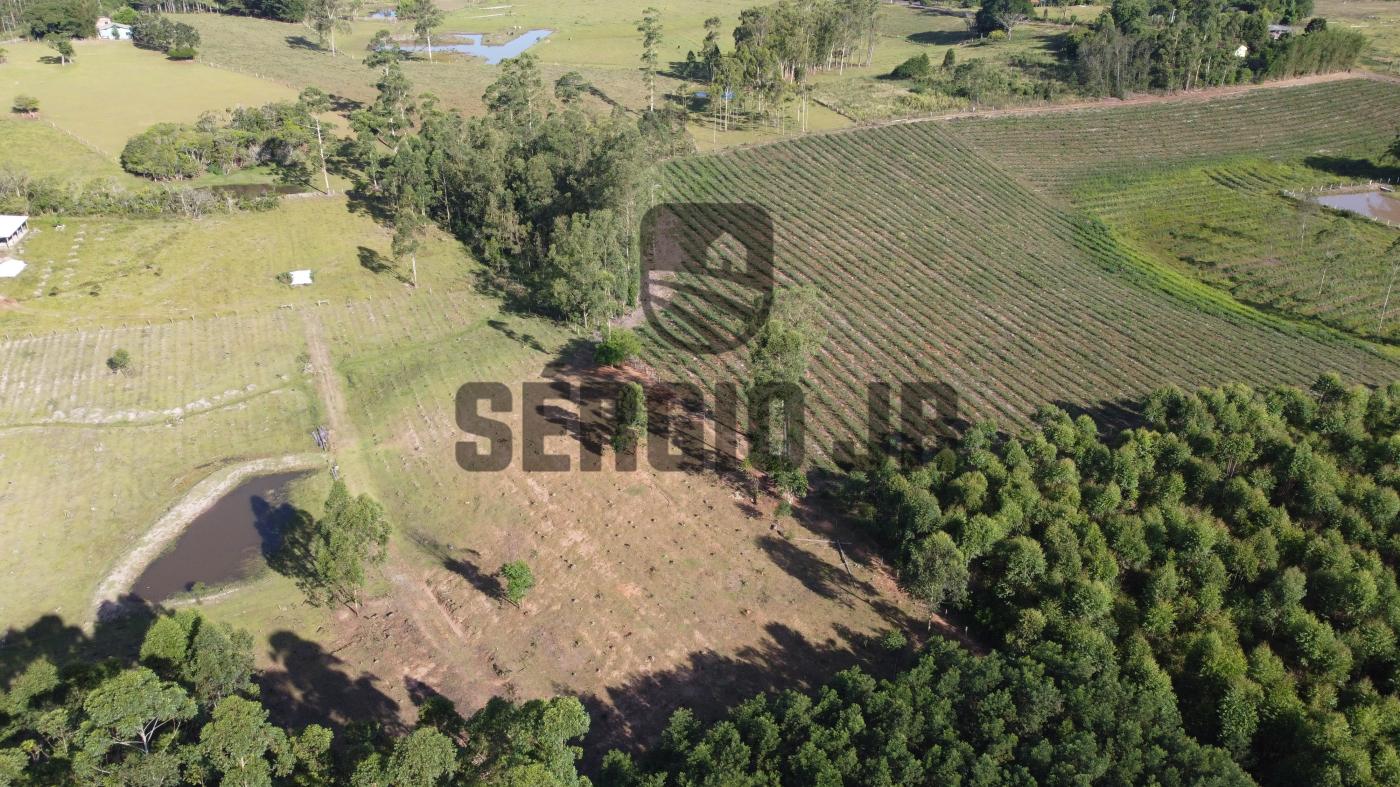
[166,45,197,60]
[612,381,647,452]
[877,629,908,651]
[594,329,641,366]
[111,6,138,24]
[11,95,39,115]
[499,561,535,606]
[987,29,1008,42]
[890,52,933,80]
[120,123,212,180]
[107,348,131,373]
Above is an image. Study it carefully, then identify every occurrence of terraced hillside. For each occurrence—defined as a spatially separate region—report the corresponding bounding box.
[645,90,1400,455]
[952,77,1400,196]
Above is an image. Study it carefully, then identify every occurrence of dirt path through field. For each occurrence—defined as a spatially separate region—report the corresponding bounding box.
[301,306,481,706]
[88,452,326,626]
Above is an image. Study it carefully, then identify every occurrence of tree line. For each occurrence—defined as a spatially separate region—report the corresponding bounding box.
[679,0,882,132]
[1067,0,1364,96]
[340,49,687,322]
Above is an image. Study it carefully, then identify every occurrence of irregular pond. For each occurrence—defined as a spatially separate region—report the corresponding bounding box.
[130,471,310,603]
[1315,190,1400,224]
[205,183,307,199]
[409,29,552,64]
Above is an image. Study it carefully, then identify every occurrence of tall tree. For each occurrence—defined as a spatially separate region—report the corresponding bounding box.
[637,7,662,112]
[298,87,334,194]
[399,0,443,61]
[304,0,359,56]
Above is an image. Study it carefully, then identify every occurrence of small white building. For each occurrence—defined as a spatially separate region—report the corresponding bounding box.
[0,259,27,279]
[0,215,28,248]
[96,17,133,40]
[288,269,313,286]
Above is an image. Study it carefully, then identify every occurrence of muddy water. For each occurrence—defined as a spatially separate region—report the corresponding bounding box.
[1316,190,1400,223]
[130,471,310,602]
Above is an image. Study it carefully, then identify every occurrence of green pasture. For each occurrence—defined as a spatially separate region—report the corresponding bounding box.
[0,39,295,158]
[0,119,138,183]
[0,197,476,332]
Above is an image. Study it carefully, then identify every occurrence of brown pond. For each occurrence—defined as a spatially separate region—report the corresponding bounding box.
[1315,190,1400,224]
[130,471,310,603]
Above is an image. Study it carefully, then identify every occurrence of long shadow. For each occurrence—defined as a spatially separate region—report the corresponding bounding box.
[259,629,402,736]
[576,621,914,774]
[908,29,971,46]
[356,246,408,283]
[486,318,547,353]
[753,534,875,604]
[1304,155,1400,183]
[263,500,320,592]
[408,531,503,601]
[286,35,324,52]
[0,603,160,689]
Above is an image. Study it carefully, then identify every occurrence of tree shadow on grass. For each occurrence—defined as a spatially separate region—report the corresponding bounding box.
[1304,155,1400,183]
[286,35,324,52]
[575,621,917,774]
[0,604,160,689]
[907,29,972,46]
[407,531,504,602]
[357,246,408,283]
[259,629,402,737]
[486,318,547,353]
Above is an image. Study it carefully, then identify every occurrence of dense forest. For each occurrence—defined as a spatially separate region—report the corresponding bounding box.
[0,378,1394,784]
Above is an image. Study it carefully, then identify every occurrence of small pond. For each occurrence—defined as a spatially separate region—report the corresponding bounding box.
[409,29,552,64]
[1315,190,1400,224]
[130,471,311,603]
[206,182,307,199]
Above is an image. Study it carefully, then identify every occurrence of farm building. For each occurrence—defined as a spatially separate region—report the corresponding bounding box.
[288,269,313,286]
[96,17,133,40]
[0,215,28,248]
[1268,24,1296,40]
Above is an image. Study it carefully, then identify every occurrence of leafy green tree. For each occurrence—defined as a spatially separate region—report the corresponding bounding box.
[106,347,131,372]
[79,668,197,757]
[10,94,37,115]
[386,727,459,786]
[44,33,73,64]
[398,0,443,61]
[299,480,391,611]
[904,531,969,622]
[22,0,96,39]
[595,329,641,366]
[304,0,360,55]
[198,696,293,787]
[613,381,647,452]
[975,0,1032,35]
[499,560,535,606]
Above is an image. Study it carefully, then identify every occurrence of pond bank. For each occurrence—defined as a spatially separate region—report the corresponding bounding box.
[90,453,325,626]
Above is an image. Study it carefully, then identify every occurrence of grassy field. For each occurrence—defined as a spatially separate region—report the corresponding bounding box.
[0,39,295,157]
[0,198,474,331]
[0,119,138,183]
[0,311,316,625]
[645,79,1400,455]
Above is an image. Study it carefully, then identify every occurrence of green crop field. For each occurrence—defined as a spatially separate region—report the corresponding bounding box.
[645,82,1400,455]
[952,78,1400,343]
[953,78,1400,195]
[1078,160,1400,342]
[0,39,295,157]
